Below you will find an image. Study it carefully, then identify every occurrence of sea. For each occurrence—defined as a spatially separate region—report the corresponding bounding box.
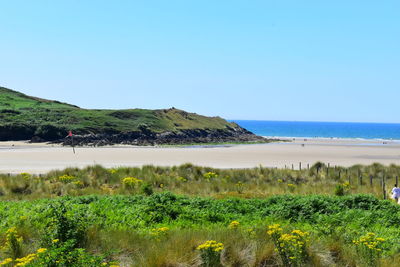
[231,120,400,140]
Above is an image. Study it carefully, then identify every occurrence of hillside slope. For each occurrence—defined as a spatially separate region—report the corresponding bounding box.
[0,86,265,145]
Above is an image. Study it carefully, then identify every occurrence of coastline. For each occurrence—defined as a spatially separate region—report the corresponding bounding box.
[264,136,400,143]
[1,137,400,174]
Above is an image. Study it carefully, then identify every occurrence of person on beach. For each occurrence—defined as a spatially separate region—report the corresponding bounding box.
[391,184,400,203]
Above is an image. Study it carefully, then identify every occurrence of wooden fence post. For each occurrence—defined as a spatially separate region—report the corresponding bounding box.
[299,162,302,171]
[382,175,387,200]
[370,175,373,187]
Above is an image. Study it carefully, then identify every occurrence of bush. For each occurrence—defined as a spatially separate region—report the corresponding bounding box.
[196,240,224,267]
[31,240,113,267]
[1,227,23,259]
[267,224,309,266]
[122,177,142,190]
[34,124,66,141]
[334,182,350,196]
[140,182,154,195]
[353,232,387,266]
[43,202,87,248]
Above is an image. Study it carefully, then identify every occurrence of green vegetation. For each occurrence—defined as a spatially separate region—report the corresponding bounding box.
[0,193,399,266]
[0,163,400,266]
[0,86,246,141]
[0,162,397,200]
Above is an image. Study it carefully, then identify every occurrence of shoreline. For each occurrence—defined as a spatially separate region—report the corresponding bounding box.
[1,138,400,174]
[264,136,400,143]
[1,135,399,149]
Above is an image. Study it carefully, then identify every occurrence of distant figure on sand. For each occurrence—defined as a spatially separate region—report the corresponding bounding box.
[391,184,400,204]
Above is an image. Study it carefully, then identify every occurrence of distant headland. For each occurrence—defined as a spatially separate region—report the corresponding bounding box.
[0,86,267,146]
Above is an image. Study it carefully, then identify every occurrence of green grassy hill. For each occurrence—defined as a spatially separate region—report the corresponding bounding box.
[0,86,263,144]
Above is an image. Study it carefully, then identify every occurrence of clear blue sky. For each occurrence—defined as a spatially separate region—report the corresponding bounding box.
[0,1,399,123]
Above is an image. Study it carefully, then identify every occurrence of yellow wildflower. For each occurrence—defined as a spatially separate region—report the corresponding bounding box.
[58,174,76,183]
[228,220,240,229]
[203,172,218,180]
[0,258,13,266]
[151,227,169,237]
[15,253,37,267]
[37,248,47,253]
[267,224,283,236]
[122,177,143,188]
[197,240,224,252]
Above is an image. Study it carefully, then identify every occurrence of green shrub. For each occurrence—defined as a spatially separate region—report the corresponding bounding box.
[353,232,387,266]
[267,224,309,266]
[29,240,112,267]
[43,202,87,248]
[34,124,66,141]
[1,227,23,259]
[140,182,154,196]
[334,182,350,196]
[196,240,224,267]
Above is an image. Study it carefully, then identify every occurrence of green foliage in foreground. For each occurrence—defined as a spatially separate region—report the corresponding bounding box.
[1,163,400,266]
[0,193,400,266]
[0,193,398,232]
[0,86,239,140]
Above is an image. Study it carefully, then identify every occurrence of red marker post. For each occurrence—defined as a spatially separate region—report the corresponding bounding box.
[68,131,75,154]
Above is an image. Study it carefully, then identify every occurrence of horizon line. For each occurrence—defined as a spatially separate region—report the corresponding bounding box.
[228,119,400,125]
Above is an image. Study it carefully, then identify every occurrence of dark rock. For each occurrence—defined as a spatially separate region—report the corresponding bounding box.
[30,136,46,143]
[54,125,269,146]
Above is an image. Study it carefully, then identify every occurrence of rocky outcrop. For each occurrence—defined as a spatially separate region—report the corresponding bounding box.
[1,86,272,145]
[55,126,267,146]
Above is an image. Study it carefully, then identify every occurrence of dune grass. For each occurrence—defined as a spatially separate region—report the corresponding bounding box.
[0,162,398,201]
[0,163,400,266]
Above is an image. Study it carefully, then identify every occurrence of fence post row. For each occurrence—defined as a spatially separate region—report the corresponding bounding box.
[382,175,386,200]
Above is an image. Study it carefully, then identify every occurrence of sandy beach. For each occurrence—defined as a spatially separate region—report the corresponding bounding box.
[1,138,400,174]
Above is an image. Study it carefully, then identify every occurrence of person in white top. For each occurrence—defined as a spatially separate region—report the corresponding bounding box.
[391,184,400,204]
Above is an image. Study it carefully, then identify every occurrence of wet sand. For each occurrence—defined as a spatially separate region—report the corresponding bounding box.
[1,138,400,174]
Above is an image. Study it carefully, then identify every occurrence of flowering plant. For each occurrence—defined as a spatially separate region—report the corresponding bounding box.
[196,240,224,267]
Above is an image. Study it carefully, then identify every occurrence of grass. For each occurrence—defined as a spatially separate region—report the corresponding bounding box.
[0,193,399,266]
[0,86,244,141]
[1,163,399,266]
[0,162,398,200]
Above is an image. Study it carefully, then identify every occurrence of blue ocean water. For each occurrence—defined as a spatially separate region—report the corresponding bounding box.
[231,120,400,140]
